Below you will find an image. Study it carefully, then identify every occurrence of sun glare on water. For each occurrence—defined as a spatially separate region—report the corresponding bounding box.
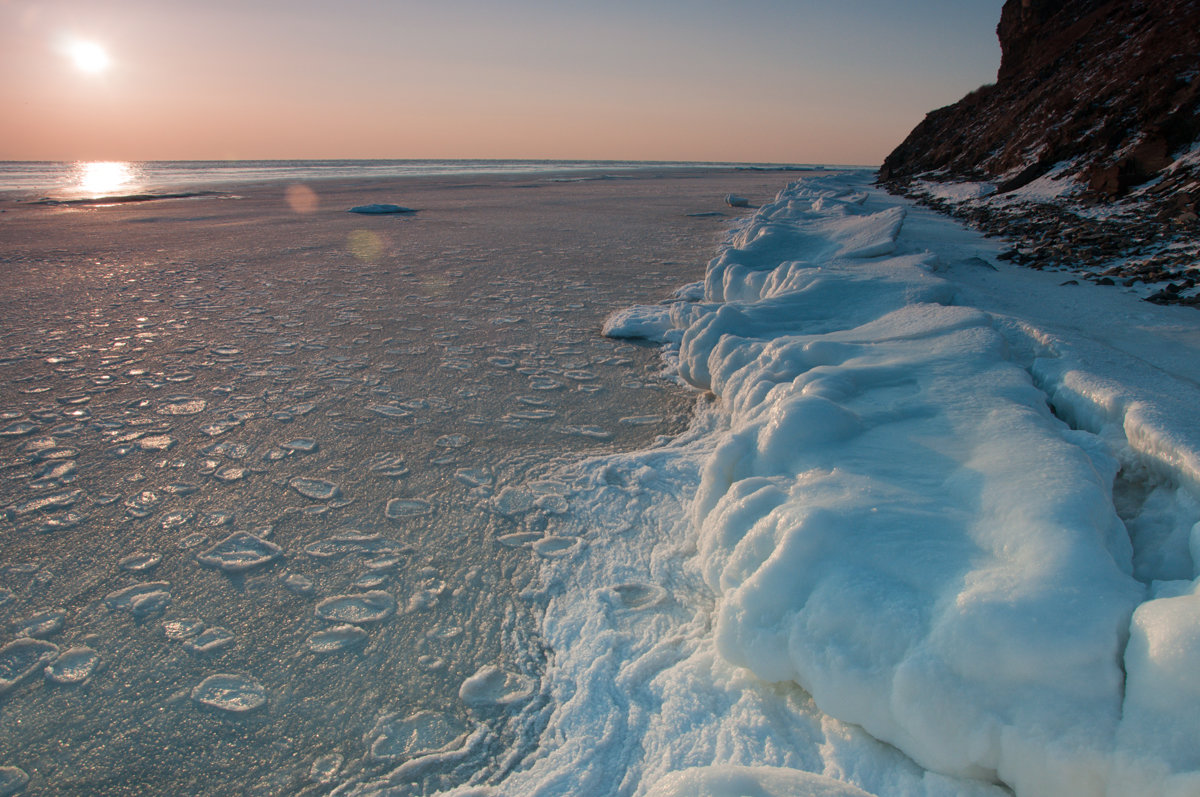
[75,161,137,196]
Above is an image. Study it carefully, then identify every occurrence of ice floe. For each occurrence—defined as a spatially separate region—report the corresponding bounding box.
[157,397,207,417]
[8,489,83,517]
[105,582,171,618]
[385,498,431,520]
[280,438,318,454]
[454,467,493,488]
[531,536,579,558]
[43,646,100,685]
[348,204,417,214]
[607,582,669,611]
[491,487,535,518]
[497,532,541,548]
[191,673,267,713]
[303,531,403,559]
[307,624,369,653]
[289,477,341,501]
[281,572,317,596]
[309,753,343,784]
[458,665,535,709]
[367,709,467,761]
[0,639,59,693]
[11,608,63,639]
[163,617,206,640]
[369,404,413,420]
[0,422,38,437]
[137,434,175,451]
[183,626,235,653]
[314,591,397,625]
[368,454,410,478]
[194,531,282,572]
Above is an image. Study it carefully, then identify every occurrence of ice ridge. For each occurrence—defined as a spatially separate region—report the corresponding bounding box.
[524,172,1200,797]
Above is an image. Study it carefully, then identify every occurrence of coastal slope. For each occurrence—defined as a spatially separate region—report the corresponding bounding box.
[878,0,1200,304]
[880,0,1200,201]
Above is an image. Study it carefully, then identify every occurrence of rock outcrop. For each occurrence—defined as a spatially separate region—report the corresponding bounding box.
[880,0,1200,201]
[879,0,1200,306]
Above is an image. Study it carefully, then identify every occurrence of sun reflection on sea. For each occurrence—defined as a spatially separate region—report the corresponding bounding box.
[72,161,141,197]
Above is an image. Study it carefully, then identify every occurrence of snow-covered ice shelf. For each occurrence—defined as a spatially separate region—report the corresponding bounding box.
[487,172,1200,797]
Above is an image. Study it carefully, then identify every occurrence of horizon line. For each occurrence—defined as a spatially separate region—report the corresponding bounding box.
[0,157,878,169]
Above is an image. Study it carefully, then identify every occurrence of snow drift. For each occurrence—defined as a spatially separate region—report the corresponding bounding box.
[601,174,1199,796]
[379,171,1200,797]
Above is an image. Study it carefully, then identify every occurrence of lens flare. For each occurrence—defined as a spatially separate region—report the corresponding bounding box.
[285,184,319,214]
[348,230,384,263]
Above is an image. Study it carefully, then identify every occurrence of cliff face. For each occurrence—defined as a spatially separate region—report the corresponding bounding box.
[880,0,1200,202]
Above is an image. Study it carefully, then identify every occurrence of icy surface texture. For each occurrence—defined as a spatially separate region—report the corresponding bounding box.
[8,169,1199,796]
[646,765,874,797]
[680,180,1140,796]
[567,173,1200,797]
[0,171,754,794]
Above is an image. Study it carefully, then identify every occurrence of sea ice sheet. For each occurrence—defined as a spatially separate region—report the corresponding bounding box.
[0,169,731,796]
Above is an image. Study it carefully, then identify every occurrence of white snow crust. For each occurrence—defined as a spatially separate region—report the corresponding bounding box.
[444,172,1200,797]
[912,180,997,203]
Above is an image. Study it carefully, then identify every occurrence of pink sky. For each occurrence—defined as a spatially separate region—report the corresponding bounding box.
[1,0,1004,164]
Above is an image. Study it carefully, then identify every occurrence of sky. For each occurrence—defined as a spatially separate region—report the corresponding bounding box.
[0,0,1006,165]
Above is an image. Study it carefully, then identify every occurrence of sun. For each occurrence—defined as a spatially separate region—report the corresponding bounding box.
[65,39,110,74]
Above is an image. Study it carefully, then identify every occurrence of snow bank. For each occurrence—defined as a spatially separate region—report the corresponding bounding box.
[665,177,1151,796]
[594,173,1200,796]
[912,180,997,203]
[911,164,1083,207]
[1112,585,1200,796]
[435,172,1200,797]
[602,304,679,344]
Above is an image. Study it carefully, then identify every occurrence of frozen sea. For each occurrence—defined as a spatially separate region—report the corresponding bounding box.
[0,160,816,201]
[4,163,1200,797]
[0,162,798,795]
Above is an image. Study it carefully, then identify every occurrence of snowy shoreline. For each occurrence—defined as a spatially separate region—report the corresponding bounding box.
[429,171,1200,797]
[887,148,1200,308]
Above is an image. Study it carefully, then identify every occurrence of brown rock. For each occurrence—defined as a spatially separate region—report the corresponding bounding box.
[880,0,1200,197]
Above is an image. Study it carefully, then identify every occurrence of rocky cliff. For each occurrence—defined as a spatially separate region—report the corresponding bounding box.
[882,0,1200,200]
[880,0,1200,305]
